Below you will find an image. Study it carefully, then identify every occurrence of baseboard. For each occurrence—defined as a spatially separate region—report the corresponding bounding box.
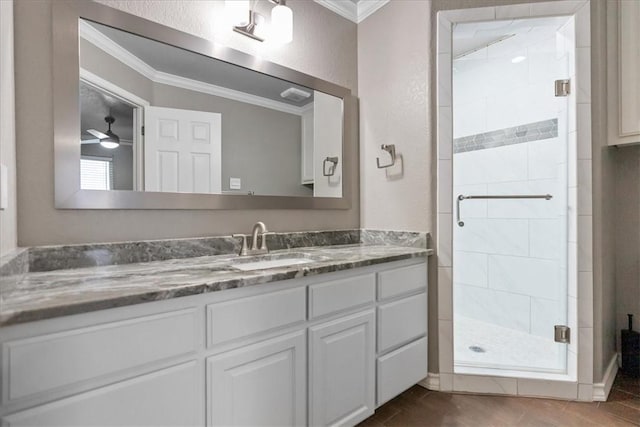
[592,353,619,401]
[418,372,440,391]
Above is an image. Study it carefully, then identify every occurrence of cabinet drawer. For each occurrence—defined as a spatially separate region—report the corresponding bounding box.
[206,287,306,347]
[377,292,427,353]
[377,263,427,301]
[377,337,428,407]
[2,309,197,403]
[308,273,375,319]
[2,362,199,427]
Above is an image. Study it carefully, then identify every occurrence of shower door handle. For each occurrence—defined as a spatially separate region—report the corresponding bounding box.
[456,194,553,227]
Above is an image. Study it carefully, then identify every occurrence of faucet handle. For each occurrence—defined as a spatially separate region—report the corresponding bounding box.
[232,234,248,256]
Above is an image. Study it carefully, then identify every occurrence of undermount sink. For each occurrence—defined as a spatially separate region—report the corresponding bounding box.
[233,257,315,271]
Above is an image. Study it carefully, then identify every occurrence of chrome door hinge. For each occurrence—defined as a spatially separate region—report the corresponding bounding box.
[554,325,571,343]
[555,79,571,97]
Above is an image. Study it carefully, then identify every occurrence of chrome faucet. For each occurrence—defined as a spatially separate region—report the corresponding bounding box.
[233,222,269,256]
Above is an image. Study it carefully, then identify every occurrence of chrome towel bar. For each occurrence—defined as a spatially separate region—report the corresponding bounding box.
[456,194,553,227]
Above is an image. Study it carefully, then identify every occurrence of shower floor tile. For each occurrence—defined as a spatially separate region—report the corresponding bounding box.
[454,315,564,373]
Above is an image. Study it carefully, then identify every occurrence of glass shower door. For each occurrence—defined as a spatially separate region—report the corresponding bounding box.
[452,16,574,374]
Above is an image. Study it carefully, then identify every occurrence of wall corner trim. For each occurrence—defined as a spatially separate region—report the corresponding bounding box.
[313,0,389,24]
[592,353,619,401]
[419,372,440,391]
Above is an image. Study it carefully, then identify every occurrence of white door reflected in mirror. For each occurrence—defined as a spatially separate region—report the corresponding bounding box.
[144,107,222,194]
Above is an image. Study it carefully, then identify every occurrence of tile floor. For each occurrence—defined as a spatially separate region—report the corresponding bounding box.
[359,372,640,426]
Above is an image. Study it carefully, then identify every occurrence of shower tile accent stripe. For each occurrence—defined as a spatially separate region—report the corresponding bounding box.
[453,119,558,154]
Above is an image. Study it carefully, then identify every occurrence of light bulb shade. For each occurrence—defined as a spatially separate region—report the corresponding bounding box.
[100,130,120,149]
[226,0,250,27]
[271,4,292,44]
[100,140,119,149]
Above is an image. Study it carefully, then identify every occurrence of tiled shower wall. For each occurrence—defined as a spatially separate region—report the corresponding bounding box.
[452,25,573,340]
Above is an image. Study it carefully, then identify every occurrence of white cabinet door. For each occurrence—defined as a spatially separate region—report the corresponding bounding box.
[207,331,306,427]
[2,362,200,427]
[144,106,222,193]
[309,310,375,427]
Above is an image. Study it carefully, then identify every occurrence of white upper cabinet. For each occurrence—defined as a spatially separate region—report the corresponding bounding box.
[609,0,640,146]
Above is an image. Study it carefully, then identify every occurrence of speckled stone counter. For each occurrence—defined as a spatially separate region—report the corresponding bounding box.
[0,244,431,327]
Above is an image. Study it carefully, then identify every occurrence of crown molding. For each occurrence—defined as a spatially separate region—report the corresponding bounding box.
[357,0,390,23]
[313,0,389,23]
[79,21,310,116]
[314,0,358,22]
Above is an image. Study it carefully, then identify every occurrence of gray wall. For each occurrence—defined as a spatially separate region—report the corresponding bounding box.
[0,0,16,257]
[610,1,640,368]
[15,0,357,247]
[614,146,640,347]
[81,39,311,197]
[357,0,434,371]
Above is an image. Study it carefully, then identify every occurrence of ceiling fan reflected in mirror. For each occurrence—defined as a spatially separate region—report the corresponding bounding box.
[84,116,123,149]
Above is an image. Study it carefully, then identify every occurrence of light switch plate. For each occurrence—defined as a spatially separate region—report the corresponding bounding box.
[0,164,7,210]
[229,177,241,190]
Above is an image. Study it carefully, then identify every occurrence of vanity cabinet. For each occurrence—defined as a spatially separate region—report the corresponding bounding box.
[375,263,429,407]
[207,331,306,427]
[309,310,375,426]
[608,0,640,146]
[2,362,200,427]
[0,258,427,426]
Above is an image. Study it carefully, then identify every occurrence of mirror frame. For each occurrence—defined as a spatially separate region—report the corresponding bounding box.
[53,0,354,209]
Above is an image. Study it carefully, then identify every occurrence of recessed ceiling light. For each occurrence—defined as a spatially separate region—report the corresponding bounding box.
[511,55,526,63]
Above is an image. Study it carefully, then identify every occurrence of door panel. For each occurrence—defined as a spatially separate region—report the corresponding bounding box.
[145,106,221,194]
[207,331,306,427]
[309,310,375,427]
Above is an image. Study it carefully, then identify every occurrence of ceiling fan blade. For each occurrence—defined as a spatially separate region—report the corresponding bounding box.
[87,129,109,139]
[81,139,102,145]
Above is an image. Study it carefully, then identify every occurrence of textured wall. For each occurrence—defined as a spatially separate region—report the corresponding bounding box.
[358,0,431,233]
[0,0,17,256]
[15,0,357,246]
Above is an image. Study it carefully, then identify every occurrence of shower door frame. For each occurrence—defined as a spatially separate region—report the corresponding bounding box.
[435,0,598,401]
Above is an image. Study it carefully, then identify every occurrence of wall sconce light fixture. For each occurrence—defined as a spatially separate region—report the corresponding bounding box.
[227,0,293,44]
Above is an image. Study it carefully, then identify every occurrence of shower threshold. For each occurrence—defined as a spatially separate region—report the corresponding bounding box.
[454,316,575,381]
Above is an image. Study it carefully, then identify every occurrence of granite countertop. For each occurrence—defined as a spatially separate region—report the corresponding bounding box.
[0,244,430,327]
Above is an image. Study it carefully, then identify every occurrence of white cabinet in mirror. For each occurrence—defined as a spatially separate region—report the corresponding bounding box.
[78,19,343,198]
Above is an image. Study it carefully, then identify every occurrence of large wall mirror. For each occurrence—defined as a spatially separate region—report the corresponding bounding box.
[53,1,353,209]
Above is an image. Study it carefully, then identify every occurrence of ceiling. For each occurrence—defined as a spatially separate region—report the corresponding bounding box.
[80,82,134,142]
[453,16,571,60]
[85,21,314,108]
